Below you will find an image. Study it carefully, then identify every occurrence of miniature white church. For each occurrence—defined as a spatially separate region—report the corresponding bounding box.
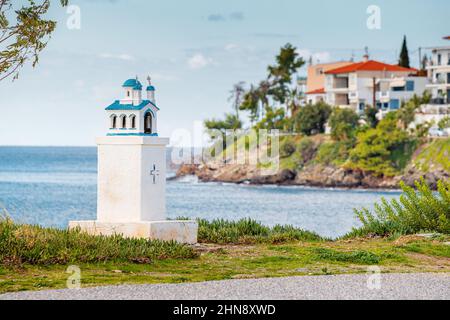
[69,77,198,244]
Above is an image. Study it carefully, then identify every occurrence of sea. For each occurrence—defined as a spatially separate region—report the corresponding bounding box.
[0,147,402,239]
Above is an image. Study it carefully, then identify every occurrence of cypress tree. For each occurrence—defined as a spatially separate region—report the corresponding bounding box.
[399,35,410,68]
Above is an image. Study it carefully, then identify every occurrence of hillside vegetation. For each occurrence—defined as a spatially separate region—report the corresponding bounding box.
[200,43,449,188]
[278,135,448,177]
[414,139,450,172]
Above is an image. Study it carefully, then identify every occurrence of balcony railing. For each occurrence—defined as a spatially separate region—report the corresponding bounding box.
[431,78,448,85]
[420,104,450,115]
[429,98,450,105]
[428,60,450,67]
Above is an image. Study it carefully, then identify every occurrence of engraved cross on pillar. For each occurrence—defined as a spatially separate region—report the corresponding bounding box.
[150,164,160,184]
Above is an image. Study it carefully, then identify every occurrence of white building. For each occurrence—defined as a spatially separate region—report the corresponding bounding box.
[305,87,326,105]
[426,45,450,105]
[376,76,429,117]
[70,77,198,244]
[323,56,427,114]
[415,39,450,135]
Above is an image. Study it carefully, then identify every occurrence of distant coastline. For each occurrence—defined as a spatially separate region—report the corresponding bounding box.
[176,137,449,190]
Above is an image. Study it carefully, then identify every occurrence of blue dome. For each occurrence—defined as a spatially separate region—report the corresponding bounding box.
[146,85,155,91]
[122,79,142,90]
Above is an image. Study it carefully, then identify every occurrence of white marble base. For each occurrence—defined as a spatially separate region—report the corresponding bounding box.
[68,220,198,244]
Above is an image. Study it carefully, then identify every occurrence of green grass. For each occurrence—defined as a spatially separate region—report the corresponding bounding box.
[312,248,381,264]
[400,241,450,258]
[414,138,450,172]
[0,219,197,266]
[197,218,325,244]
[1,237,448,294]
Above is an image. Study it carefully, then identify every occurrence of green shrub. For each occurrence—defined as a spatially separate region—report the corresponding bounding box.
[438,117,450,130]
[0,220,198,266]
[277,137,318,170]
[197,218,324,244]
[312,248,381,264]
[344,179,450,238]
[280,139,296,158]
[297,137,316,163]
[315,141,352,166]
[348,113,416,176]
[294,102,332,135]
[329,108,359,141]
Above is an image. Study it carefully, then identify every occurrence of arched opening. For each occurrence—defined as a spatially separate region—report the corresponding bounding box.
[144,112,152,134]
[120,114,127,129]
[110,115,117,129]
[129,115,136,129]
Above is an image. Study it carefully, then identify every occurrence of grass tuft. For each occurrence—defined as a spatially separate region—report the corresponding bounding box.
[197,218,325,244]
[312,248,381,264]
[0,219,198,267]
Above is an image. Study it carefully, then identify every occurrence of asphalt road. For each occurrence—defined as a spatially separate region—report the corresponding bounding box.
[1,273,449,300]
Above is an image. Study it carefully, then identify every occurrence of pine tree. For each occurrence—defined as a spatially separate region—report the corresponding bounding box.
[421,54,429,70]
[398,35,411,68]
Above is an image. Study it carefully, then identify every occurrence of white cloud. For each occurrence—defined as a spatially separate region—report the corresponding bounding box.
[98,53,135,61]
[187,54,213,70]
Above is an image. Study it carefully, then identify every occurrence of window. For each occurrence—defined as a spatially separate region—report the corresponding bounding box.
[110,115,117,129]
[129,115,136,129]
[390,99,400,110]
[120,115,127,129]
[406,81,415,92]
[144,112,153,134]
[392,86,405,92]
[437,54,442,65]
[127,90,130,97]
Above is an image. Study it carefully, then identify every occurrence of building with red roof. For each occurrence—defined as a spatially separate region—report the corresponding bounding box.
[321,55,427,114]
[324,60,418,75]
[305,88,326,105]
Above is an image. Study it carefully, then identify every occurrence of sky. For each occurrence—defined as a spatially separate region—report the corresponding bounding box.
[0,0,449,146]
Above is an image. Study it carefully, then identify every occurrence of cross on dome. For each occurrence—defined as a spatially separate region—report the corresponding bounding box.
[146,75,155,92]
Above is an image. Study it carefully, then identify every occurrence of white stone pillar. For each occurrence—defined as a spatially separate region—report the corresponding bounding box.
[69,135,198,244]
[96,136,168,222]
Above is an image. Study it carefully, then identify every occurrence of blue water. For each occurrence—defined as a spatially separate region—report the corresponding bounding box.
[0,147,402,238]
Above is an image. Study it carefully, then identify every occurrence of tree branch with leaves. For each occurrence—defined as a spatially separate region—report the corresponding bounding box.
[0,0,68,81]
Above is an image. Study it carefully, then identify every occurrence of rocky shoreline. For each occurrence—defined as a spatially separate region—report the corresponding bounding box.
[176,163,448,190]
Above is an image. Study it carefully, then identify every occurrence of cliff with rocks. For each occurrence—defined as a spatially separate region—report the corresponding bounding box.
[176,136,449,190]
